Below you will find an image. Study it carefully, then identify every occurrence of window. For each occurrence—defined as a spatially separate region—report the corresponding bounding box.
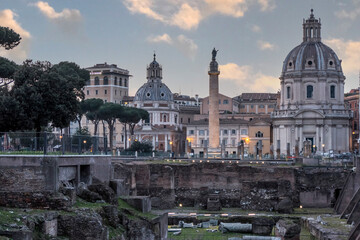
[251,105,254,109]
[259,105,265,108]
[181,118,183,123]
[86,90,89,95]
[240,105,245,108]
[94,77,99,85]
[241,129,247,135]
[189,130,194,135]
[115,90,117,95]
[330,85,335,99]
[287,86,291,99]
[219,99,221,104]
[119,78,122,86]
[104,76,108,85]
[355,123,358,131]
[124,79,127,87]
[114,77,117,85]
[231,129,236,135]
[232,139,236,147]
[105,90,107,95]
[223,99,229,104]
[223,129,228,135]
[104,100,107,103]
[188,118,190,123]
[163,115,167,122]
[175,115,177,124]
[199,130,205,135]
[307,85,313,98]
[95,90,98,95]
[255,131,263,137]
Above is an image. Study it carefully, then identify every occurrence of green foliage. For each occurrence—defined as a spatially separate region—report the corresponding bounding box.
[0,27,21,50]
[0,57,18,79]
[118,107,149,135]
[128,141,153,153]
[0,59,89,132]
[73,197,109,209]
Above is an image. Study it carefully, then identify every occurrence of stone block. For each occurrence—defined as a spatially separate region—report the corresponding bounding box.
[276,198,293,214]
[110,179,129,197]
[252,217,275,236]
[121,196,151,213]
[275,219,301,240]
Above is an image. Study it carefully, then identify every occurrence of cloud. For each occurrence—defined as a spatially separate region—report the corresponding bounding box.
[0,9,31,63]
[204,0,248,17]
[257,40,275,50]
[147,33,173,44]
[175,34,198,59]
[335,0,360,20]
[123,0,164,21]
[34,1,83,35]
[324,38,360,76]
[146,33,198,59]
[220,63,278,92]
[171,3,202,30]
[122,0,276,30]
[251,24,261,33]
[257,0,276,12]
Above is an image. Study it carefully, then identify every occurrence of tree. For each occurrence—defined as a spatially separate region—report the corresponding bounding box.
[84,98,104,136]
[98,103,124,150]
[128,141,153,153]
[0,27,21,50]
[0,60,89,148]
[118,107,149,149]
[0,57,18,79]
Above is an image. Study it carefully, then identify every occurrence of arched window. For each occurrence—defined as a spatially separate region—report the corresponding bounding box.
[163,115,167,122]
[119,78,122,86]
[307,85,313,98]
[103,76,108,85]
[175,115,177,124]
[124,79,127,87]
[114,77,117,85]
[94,77,99,85]
[330,85,335,99]
[286,86,291,99]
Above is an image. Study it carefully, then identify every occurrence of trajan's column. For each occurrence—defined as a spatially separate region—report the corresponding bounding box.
[208,48,220,151]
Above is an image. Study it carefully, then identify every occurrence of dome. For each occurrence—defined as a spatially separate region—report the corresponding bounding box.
[134,53,174,102]
[281,41,343,74]
[281,9,344,78]
[134,81,173,102]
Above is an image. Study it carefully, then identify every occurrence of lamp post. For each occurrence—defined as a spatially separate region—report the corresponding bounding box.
[322,144,325,157]
[83,140,87,153]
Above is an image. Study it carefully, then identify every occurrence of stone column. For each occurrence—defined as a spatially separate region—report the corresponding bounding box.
[208,49,220,150]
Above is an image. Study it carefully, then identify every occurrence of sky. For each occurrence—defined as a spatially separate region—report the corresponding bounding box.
[1,0,360,98]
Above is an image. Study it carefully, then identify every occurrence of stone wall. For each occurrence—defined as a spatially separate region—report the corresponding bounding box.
[113,162,349,210]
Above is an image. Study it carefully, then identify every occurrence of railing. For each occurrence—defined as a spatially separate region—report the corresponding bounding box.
[0,132,106,155]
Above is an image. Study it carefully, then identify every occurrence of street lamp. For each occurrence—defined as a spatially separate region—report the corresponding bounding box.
[83,140,87,153]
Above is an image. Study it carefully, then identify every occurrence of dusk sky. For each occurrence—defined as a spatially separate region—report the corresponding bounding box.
[1,0,360,98]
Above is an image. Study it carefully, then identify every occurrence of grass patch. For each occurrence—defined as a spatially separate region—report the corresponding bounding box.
[108,225,125,240]
[169,226,246,240]
[293,208,333,215]
[118,199,157,221]
[0,208,23,230]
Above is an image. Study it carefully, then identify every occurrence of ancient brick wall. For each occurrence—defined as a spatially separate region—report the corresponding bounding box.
[113,162,349,210]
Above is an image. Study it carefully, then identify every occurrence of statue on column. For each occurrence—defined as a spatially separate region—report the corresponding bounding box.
[212,48,218,61]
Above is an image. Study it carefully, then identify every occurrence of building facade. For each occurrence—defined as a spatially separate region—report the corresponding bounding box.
[186,118,271,157]
[272,10,352,155]
[200,93,239,115]
[234,93,278,115]
[131,54,185,154]
[82,63,131,149]
[345,89,359,151]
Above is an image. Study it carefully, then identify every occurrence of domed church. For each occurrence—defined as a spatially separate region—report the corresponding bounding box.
[131,54,185,154]
[271,10,352,155]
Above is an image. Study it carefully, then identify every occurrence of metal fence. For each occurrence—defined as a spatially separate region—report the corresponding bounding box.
[0,132,106,155]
